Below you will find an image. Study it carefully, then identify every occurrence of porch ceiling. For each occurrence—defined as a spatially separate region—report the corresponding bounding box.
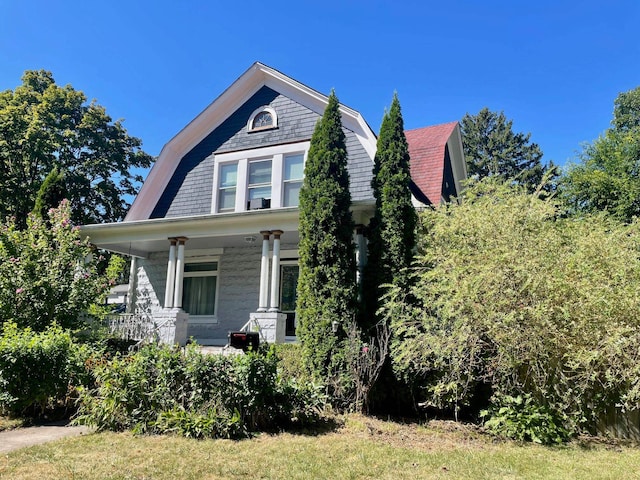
[81,202,374,258]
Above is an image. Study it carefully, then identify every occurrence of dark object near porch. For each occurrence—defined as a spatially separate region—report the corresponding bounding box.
[228,331,260,352]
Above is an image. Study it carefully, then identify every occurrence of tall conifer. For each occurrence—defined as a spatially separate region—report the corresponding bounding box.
[296,91,356,379]
[365,93,417,327]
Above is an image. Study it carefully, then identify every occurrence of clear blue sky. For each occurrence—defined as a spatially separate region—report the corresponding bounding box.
[1,0,639,175]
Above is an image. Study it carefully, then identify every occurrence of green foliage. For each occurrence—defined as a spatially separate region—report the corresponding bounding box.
[385,178,640,436]
[296,91,357,395]
[461,107,554,191]
[0,69,153,227]
[365,93,416,325]
[0,200,110,330]
[75,344,327,438]
[561,86,640,223]
[32,167,67,219]
[481,394,571,445]
[0,322,89,416]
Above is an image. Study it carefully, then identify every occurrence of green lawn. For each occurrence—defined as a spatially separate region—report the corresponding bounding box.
[1,415,639,479]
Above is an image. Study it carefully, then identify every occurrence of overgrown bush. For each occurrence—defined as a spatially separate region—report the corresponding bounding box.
[75,343,327,438]
[384,178,640,438]
[0,200,110,331]
[0,322,90,416]
[481,394,571,445]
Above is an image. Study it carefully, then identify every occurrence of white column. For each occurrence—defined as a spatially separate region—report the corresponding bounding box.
[126,256,138,313]
[173,237,188,309]
[269,230,283,312]
[164,239,177,308]
[258,230,271,312]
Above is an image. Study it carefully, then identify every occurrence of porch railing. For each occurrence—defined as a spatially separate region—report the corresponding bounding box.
[106,313,168,344]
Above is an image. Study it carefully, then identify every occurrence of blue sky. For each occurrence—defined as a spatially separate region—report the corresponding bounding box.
[1,0,638,176]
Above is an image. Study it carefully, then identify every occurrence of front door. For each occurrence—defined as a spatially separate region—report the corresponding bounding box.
[280,264,299,337]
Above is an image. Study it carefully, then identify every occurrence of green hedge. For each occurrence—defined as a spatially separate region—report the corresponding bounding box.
[75,343,327,438]
[0,322,90,416]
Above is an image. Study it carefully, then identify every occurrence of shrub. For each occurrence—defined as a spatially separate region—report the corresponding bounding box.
[481,394,572,445]
[75,343,327,438]
[385,178,640,436]
[0,322,89,416]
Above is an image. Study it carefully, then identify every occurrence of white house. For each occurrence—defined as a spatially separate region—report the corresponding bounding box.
[81,62,466,346]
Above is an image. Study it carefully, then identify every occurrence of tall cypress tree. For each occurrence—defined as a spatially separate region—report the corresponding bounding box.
[296,91,356,379]
[365,94,417,327]
[32,167,68,220]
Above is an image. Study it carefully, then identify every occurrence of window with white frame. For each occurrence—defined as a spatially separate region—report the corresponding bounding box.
[283,153,304,207]
[218,163,237,212]
[212,141,310,214]
[247,159,272,209]
[182,260,219,318]
[247,106,278,132]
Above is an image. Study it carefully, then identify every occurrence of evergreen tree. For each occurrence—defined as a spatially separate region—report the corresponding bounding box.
[32,167,68,219]
[296,91,356,382]
[461,107,554,191]
[365,94,417,327]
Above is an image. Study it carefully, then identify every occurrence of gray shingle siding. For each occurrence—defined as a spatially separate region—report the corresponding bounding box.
[151,86,374,218]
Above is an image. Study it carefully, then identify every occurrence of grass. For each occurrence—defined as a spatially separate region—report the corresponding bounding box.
[1,415,640,479]
[0,416,26,432]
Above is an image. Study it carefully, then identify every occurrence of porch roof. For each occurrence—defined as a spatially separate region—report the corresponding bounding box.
[81,201,374,258]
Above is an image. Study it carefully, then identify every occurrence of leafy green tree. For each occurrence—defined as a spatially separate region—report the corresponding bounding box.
[0,200,110,330]
[296,91,357,387]
[383,178,640,435]
[32,167,67,219]
[561,86,640,222]
[366,94,417,306]
[461,108,553,190]
[0,70,153,227]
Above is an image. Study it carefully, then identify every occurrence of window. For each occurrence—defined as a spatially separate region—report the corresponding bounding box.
[218,163,237,211]
[248,159,272,208]
[247,106,278,132]
[283,153,304,207]
[182,261,219,318]
[212,141,309,214]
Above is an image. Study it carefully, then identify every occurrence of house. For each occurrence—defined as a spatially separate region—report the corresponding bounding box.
[81,62,467,346]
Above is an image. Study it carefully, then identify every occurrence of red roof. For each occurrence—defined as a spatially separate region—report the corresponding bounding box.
[405,121,458,205]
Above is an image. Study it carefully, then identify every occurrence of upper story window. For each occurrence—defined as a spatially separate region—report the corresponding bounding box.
[218,163,238,212]
[283,153,304,207]
[211,141,309,214]
[248,106,278,132]
[248,159,272,209]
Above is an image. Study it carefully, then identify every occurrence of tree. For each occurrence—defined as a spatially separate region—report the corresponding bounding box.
[0,70,153,227]
[561,86,640,222]
[366,94,417,305]
[0,200,111,331]
[296,91,357,388]
[460,107,553,190]
[32,167,67,219]
[383,178,640,436]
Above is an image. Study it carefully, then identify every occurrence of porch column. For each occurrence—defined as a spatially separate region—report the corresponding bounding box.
[126,256,138,313]
[268,230,283,312]
[355,225,367,302]
[173,237,188,309]
[164,238,177,308]
[258,230,271,312]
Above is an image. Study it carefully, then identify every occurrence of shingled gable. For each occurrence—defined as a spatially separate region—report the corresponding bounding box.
[125,62,378,222]
[405,121,466,205]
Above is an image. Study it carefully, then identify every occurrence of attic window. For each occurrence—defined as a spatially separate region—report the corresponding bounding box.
[248,106,278,132]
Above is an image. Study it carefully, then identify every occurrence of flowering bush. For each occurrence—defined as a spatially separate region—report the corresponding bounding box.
[0,200,109,330]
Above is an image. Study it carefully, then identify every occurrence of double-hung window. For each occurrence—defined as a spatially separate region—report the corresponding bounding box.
[212,141,309,213]
[283,153,304,207]
[182,261,219,319]
[248,159,272,208]
[218,164,237,212]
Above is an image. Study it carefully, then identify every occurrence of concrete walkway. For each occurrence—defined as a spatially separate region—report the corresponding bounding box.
[0,421,93,454]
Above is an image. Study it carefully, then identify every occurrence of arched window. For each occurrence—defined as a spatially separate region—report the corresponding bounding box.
[248,106,278,132]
